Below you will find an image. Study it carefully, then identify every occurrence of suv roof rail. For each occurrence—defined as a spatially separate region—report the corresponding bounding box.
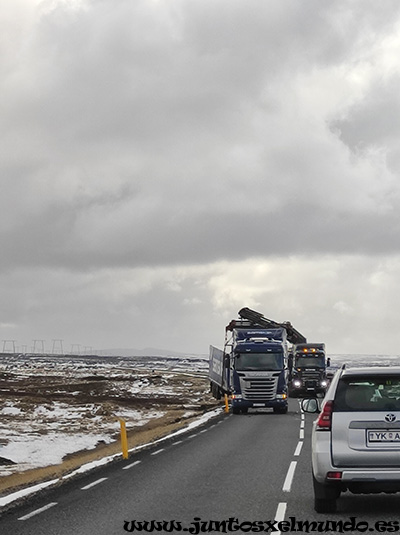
[341,364,346,369]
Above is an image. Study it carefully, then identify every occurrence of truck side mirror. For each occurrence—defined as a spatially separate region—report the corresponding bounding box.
[327,358,331,367]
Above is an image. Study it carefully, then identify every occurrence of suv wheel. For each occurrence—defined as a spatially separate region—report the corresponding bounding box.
[314,497,336,513]
[312,474,339,513]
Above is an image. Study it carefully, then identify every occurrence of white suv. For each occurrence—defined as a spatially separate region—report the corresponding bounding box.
[303,366,400,513]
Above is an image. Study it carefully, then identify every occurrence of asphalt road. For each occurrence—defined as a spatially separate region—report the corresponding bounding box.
[2,399,400,534]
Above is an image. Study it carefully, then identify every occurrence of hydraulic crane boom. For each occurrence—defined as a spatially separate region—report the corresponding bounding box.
[237,307,307,345]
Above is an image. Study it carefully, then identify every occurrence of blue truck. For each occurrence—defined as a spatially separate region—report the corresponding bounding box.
[209,308,307,414]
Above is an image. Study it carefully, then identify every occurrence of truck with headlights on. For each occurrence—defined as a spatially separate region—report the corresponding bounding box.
[288,343,330,397]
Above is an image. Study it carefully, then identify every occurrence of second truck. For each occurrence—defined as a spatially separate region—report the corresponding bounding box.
[287,343,330,397]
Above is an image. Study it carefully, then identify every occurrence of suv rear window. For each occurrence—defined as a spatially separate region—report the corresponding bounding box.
[334,375,400,411]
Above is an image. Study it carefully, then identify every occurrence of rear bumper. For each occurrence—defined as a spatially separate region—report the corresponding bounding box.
[341,469,400,482]
[312,429,400,491]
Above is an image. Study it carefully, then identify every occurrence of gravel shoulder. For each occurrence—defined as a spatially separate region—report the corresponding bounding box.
[0,406,216,497]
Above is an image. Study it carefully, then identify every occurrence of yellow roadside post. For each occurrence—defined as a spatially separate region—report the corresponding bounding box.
[119,418,129,459]
[224,394,229,413]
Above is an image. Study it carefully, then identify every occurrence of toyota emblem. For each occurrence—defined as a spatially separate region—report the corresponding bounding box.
[385,413,397,423]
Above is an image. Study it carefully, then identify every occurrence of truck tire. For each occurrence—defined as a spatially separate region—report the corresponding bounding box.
[232,406,240,414]
[211,383,221,400]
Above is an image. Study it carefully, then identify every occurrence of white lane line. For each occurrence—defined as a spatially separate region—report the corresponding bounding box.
[151,449,165,456]
[274,502,287,535]
[188,434,198,438]
[199,429,207,434]
[301,412,305,420]
[294,441,303,456]
[123,460,142,470]
[299,428,304,440]
[172,440,183,445]
[81,477,108,490]
[282,461,297,492]
[18,502,58,520]
[300,420,305,428]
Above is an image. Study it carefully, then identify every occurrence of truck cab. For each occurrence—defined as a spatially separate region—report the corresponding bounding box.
[209,308,309,414]
[229,328,288,414]
[288,343,329,397]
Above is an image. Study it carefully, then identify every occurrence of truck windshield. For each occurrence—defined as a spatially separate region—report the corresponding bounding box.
[295,356,325,368]
[235,352,283,371]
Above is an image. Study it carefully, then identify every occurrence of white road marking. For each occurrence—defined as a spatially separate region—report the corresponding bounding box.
[18,502,58,520]
[151,449,165,455]
[274,502,287,535]
[81,477,108,490]
[199,429,207,433]
[300,420,305,428]
[299,428,304,440]
[282,461,297,492]
[123,460,142,470]
[294,441,303,456]
[172,440,183,445]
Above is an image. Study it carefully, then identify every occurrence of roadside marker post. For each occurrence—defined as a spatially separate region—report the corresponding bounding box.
[224,394,229,413]
[119,418,129,459]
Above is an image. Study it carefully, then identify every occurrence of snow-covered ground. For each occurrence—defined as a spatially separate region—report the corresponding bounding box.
[1,351,400,479]
[0,352,210,477]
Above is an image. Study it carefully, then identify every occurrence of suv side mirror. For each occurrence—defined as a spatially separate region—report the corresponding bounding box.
[301,398,320,413]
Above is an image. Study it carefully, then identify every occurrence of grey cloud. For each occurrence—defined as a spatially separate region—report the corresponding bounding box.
[2,0,400,353]
[332,75,400,172]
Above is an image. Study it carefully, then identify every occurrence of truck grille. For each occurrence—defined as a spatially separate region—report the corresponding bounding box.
[301,370,321,388]
[240,376,278,400]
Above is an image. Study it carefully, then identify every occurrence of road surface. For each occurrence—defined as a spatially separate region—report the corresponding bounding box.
[1,398,400,534]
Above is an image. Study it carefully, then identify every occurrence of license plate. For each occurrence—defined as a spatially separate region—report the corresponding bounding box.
[367,430,400,443]
[253,403,265,407]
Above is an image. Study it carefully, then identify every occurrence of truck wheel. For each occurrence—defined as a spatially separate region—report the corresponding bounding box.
[232,406,240,414]
[241,408,248,414]
[212,383,221,400]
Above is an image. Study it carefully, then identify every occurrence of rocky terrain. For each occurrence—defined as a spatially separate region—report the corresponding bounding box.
[0,353,219,497]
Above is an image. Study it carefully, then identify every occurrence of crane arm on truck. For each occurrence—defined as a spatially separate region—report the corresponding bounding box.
[237,307,307,345]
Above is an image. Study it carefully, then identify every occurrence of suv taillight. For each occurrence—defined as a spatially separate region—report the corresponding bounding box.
[316,400,333,430]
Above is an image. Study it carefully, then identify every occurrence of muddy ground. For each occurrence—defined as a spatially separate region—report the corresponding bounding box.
[0,363,220,498]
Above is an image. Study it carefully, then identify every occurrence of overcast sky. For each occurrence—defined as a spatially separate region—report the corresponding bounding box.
[1,0,400,356]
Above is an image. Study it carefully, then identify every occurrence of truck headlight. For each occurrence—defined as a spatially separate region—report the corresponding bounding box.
[293,380,301,388]
[320,380,328,387]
